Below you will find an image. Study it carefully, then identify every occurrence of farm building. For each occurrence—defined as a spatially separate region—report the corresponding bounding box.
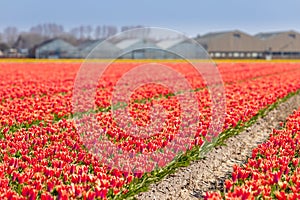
[115,39,160,59]
[28,30,300,59]
[196,30,265,59]
[156,38,206,59]
[255,30,300,59]
[78,39,120,58]
[32,38,77,58]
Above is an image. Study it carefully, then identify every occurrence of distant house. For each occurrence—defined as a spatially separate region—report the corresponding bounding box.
[115,39,159,59]
[255,30,300,58]
[156,38,205,59]
[23,30,300,59]
[31,38,77,58]
[78,39,120,58]
[196,30,265,59]
[14,33,48,57]
[3,48,19,58]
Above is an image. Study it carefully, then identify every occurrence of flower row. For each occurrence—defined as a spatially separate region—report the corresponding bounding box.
[205,107,300,199]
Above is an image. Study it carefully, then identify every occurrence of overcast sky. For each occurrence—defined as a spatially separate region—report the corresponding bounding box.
[0,0,299,37]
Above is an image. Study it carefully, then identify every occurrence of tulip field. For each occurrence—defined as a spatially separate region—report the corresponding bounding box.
[205,101,300,200]
[1,60,300,199]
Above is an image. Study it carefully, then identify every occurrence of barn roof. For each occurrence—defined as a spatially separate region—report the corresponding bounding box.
[156,38,186,49]
[196,30,265,52]
[255,32,283,40]
[200,31,235,40]
[115,39,141,49]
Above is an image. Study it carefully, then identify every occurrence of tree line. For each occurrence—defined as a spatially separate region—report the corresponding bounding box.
[0,23,144,50]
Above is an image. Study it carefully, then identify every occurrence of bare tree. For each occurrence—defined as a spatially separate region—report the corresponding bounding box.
[121,25,144,38]
[30,25,43,35]
[14,32,47,49]
[79,25,86,40]
[42,24,49,37]
[30,23,66,38]
[58,25,64,36]
[49,23,64,37]
[3,26,18,47]
[107,26,117,38]
[94,25,102,39]
[85,25,93,39]
[70,27,80,39]
[99,25,118,38]
[43,23,64,37]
